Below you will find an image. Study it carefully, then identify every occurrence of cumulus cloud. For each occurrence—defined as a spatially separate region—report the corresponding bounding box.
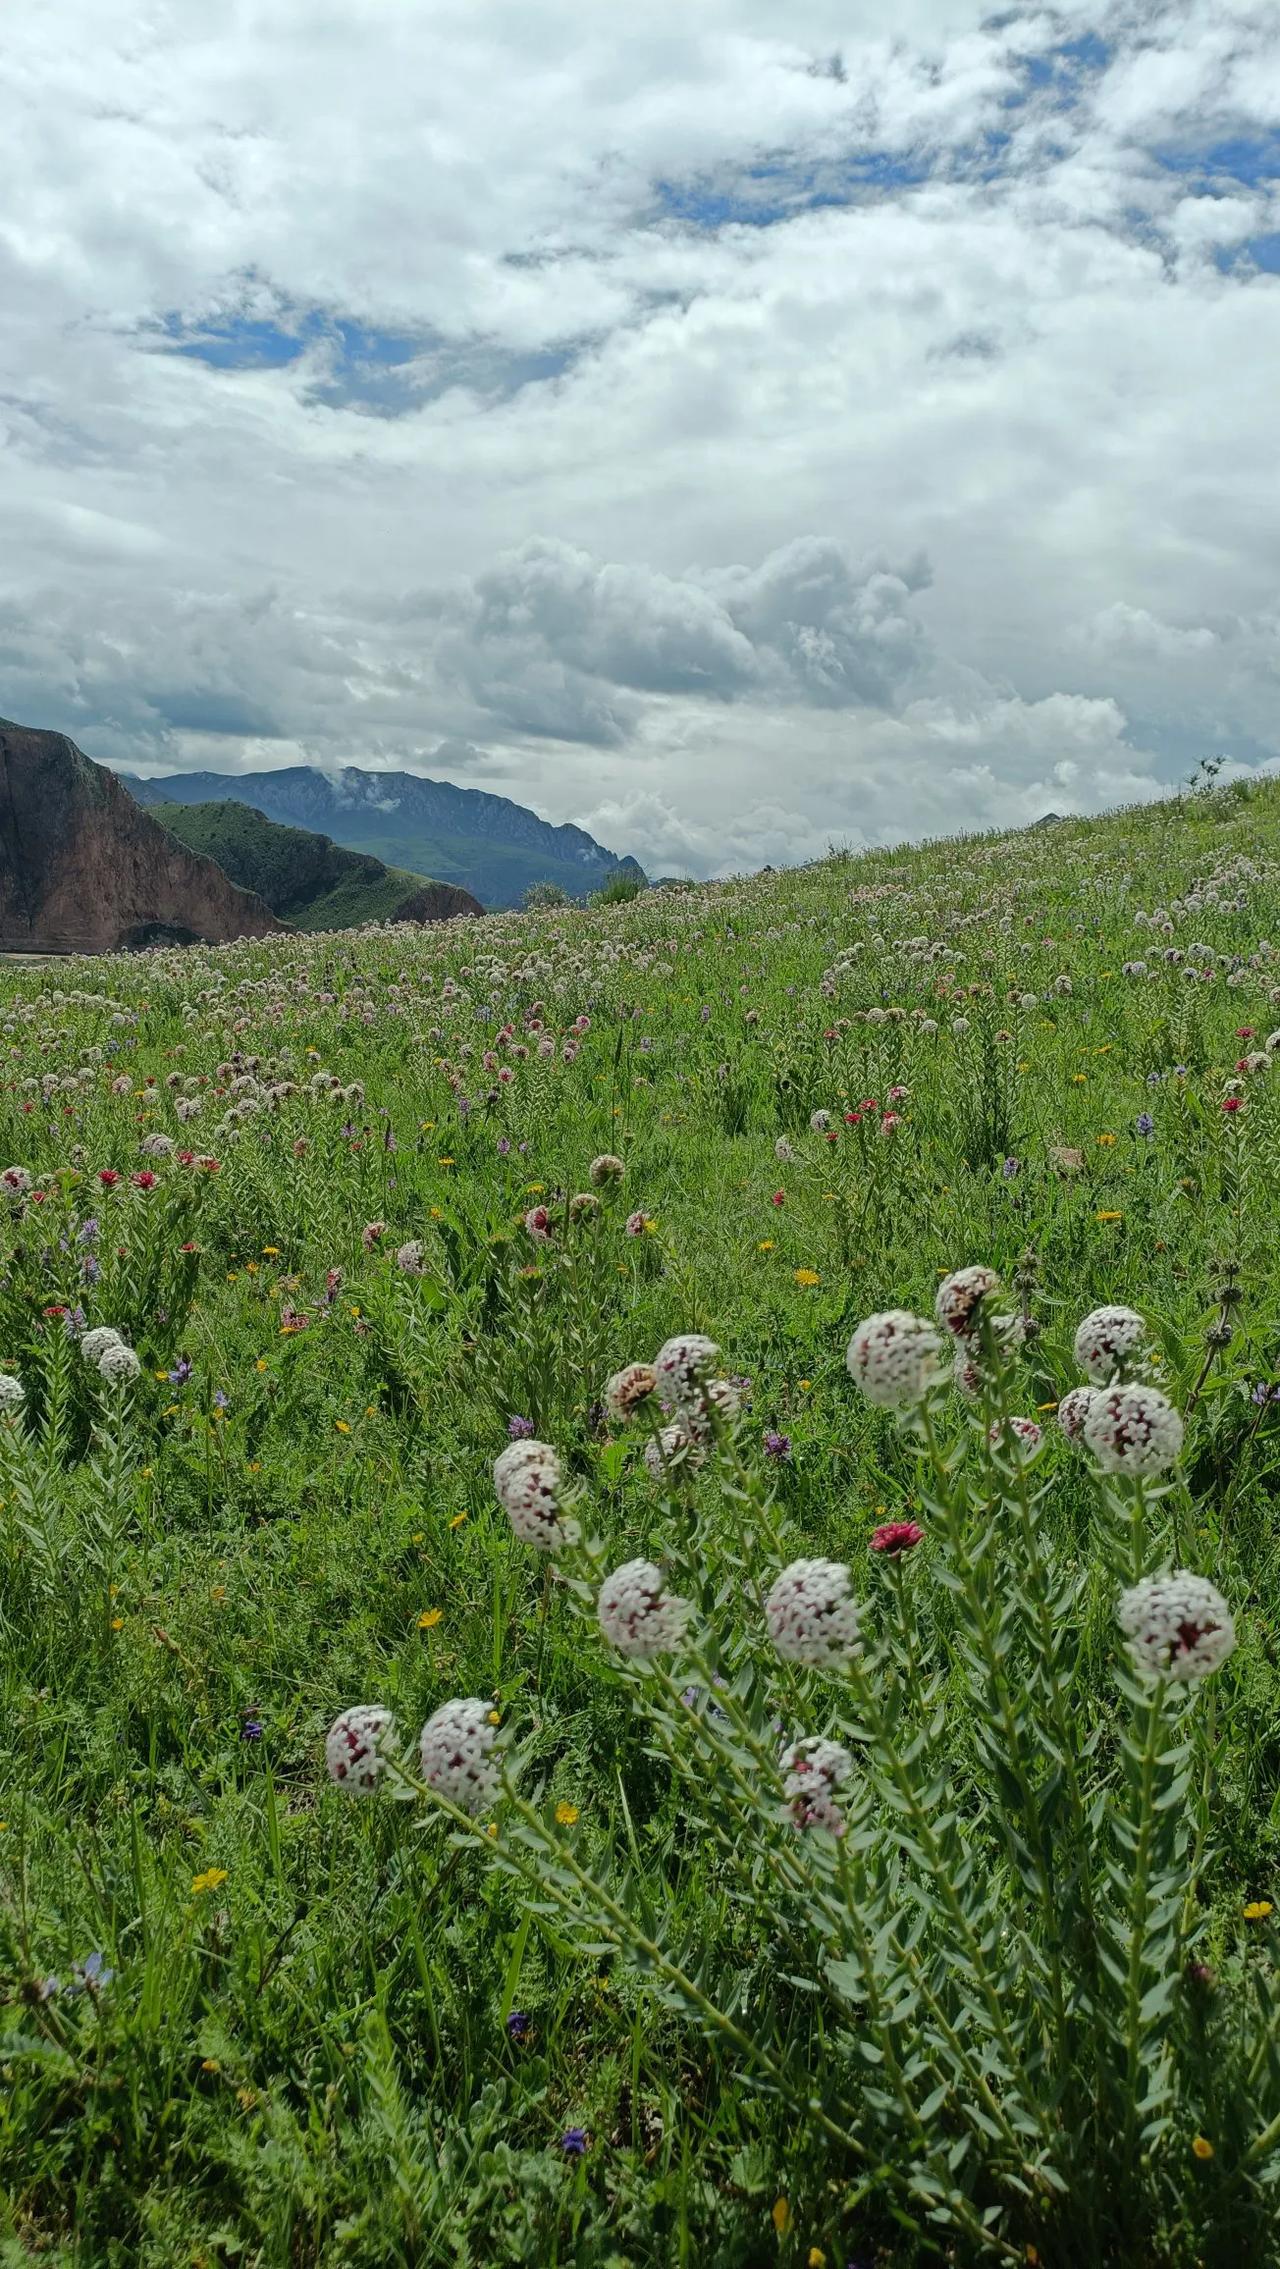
[1,1,1279,873]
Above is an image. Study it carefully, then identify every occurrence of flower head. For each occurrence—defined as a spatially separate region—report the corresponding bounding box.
[1084,1382,1184,1475]
[987,1415,1043,1460]
[603,1362,658,1422]
[869,1520,924,1555]
[325,1704,397,1794]
[0,1373,25,1412]
[1056,1384,1099,1444]
[597,1560,690,1658]
[523,1204,554,1243]
[765,1559,860,1671]
[653,1333,720,1413]
[418,1698,500,1815]
[643,1420,704,1478]
[588,1153,625,1188]
[493,1439,580,1549]
[780,1735,853,1835]
[97,1342,141,1385]
[396,1240,428,1275]
[935,1266,1002,1339]
[1073,1304,1149,1384]
[1118,1572,1236,1682]
[846,1309,944,1409]
[762,1428,792,1461]
[79,1325,123,1366]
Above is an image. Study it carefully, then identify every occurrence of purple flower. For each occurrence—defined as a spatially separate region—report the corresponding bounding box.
[71,1950,114,1991]
[497,1137,512,1156]
[1135,1112,1154,1137]
[1251,1382,1280,1405]
[559,2127,588,2156]
[506,2010,531,2039]
[241,1714,264,1741]
[1002,1155,1021,1179]
[762,1429,792,1461]
[213,1389,229,1410]
[168,1357,193,1385]
[78,1219,99,1246]
[507,1414,535,1440]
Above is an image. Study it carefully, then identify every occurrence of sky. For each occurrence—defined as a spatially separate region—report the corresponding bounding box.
[2,0,1279,878]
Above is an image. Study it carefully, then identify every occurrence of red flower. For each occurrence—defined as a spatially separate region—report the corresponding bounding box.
[844,1109,861,1125]
[132,1170,157,1190]
[771,1190,786,1207]
[1237,1028,1256,1039]
[177,1150,195,1166]
[30,1189,47,1202]
[1222,1095,1244,1114]
[98,1169,120,1187]
[869,1520,925,1555]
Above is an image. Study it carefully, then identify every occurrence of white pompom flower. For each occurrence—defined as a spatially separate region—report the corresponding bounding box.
[654,1333,720,1412]
[396,1240,428,1275]
[643,1421,705,1478]
[1073,1305,1149,1384]
[988,1415,1043,1459]
[1084,1383,1184,1476]
[0,1372,25,1412]
[325,1704,398,1794]
[603,1362,658,1423]
[493,1439,580,1549]
[80,1326,123,1366]
[766,1560,861,1671]
[846,1310,944,1409]
[935,1266,1002,1339]
[97,1342,141,1385]
[597,1560,690,1658]
[780,1736,854,1835]
[1118,1572,1236,1683]
[419,1698,500,1814]
[1056,1385,1099,1444]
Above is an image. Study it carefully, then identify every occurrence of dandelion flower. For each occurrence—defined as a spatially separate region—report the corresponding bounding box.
[325,1704,398,1794]
[765,1559,860,1671]
[597,1560,690,1657]
[1085,1382,1184,1476]
[419,1698,500,1815]
[1118,1572,1235,1682]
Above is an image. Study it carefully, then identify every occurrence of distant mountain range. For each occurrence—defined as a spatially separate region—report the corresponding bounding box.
[124,766,645,910]
[152,800,481,930]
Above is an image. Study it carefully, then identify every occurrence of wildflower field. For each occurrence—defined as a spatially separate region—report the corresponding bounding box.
[4,781,1280,2269]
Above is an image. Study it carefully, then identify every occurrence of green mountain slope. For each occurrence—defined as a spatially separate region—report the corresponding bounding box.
[151,800,482,930]
[124,766,645,910]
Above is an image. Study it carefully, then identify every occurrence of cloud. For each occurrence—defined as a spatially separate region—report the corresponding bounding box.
[2,2,1280,873]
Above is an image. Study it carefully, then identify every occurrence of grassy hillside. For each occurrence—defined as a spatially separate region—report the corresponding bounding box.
[152,798,481,927]
[3,778,1280,2264]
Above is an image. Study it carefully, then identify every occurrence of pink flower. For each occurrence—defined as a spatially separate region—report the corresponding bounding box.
[524,1205,554,1244]
[869,1521,924,1555]
[771,1190,785,1207]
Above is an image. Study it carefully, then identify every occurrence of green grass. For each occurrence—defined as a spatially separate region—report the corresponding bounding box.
[0,779,1279,2266]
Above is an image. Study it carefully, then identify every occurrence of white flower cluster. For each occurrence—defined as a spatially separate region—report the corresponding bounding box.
[0,1372,25,1412]
[597,1560,690,1657]
[603,1363,658,1422]
[80,1326,124,1366]
[846,1309,944,1410]
[1,1165,32,1194]
[138,1131,176,1160]
[98,1342,142,1385]
[1073,1305,1149,1384]
[419,1698,500,1814]
[654,1334,720,1411]
[643,1422,706,1478]
[396,1240,428,1275]
[325,1704,398,1794]
[1084,1383,1184,1476]
[493,1439,581,1549]
[935,1266,1002,1339]
[1056,1384,1099,1445]
[766,1559,861,1671]
[588,1153,625,1187]
[987,1414,1043,1458]
[1118,1572,1236,1682]
[780,1736,853,1835]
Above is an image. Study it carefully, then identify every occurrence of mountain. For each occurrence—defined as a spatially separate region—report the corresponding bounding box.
[0,719,283,954]
[123,766,645,910]
[151,800,483,929]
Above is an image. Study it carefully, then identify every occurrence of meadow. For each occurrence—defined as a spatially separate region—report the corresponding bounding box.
[2,780,1280,2268]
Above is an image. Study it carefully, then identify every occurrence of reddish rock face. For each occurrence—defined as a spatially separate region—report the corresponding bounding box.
[0,721,286,953]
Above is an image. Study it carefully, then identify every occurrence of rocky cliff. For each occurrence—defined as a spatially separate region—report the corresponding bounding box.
[0,720,285,953]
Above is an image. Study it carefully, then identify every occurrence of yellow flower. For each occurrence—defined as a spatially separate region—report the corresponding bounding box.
[794,1268,821,1288]
[450,1512,468,1530]
[192,1868,229,1894]
[418,1608,443,1630]
[1192,2135,1215,2160]
[262,1245,280,1257]
[757,1239,775,1251]
[555,1802,580,1826]
[1072,1073,1087,1085]
[808,2251,827,2267]
[798,1379,812,1392]
[1037,1400,1059,1413]
[201,2056,221,2073]
[772,2198,791,2235]
[110,1616,124,1631]
[1096,1132,1118,1147]
[437,1157,455,1168]
[255,1358,268,1372]
[1243,1900,1274,1920]
[1096,1210,1124,1222]
[487,1710,501,1725]
[334,1419,351,1434]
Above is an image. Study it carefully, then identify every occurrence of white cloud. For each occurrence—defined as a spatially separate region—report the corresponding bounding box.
[1,0,1279,874]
